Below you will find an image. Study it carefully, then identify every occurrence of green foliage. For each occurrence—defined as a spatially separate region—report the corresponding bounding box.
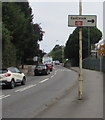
[2,24,16,68]
[49,45,64,63]
[2,2,44,67]
[64,27,102,65]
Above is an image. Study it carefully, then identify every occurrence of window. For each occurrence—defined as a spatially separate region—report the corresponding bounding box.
[0,69,8,74]
[14,68,20,73]
[8,67,16,73]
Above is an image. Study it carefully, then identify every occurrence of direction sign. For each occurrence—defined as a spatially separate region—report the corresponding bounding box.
[68,15,97,27]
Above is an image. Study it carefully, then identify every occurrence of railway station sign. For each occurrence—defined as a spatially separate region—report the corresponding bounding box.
[68,15,97,27]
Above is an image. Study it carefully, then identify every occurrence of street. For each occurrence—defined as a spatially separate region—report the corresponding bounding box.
[35,68,103,118]
[1,65,78,118]
[1,1,104,119]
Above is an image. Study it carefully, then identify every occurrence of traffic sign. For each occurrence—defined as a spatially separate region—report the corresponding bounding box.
[33,56,38,61]
[68,15,97,27]
[99,45,105,56]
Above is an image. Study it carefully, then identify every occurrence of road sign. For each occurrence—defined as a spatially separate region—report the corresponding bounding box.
[99,45,105,56]
[33,56,38,61]
[68,15,97,27]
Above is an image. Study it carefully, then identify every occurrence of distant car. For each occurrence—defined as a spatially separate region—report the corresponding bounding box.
[55,60,60,65]
[47,64,53,71]
[34,64,50,76]
[0,67,26,89]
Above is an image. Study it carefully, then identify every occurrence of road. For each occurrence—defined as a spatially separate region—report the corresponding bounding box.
[1,65,78,118]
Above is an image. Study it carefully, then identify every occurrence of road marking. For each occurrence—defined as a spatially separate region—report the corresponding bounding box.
[15,84,37,92]
[39,78,49,83]
[0,94,11,100]
[0,95,4,98]
[60,69,71,72]
[65,70,71,71]
[50,75,54,78]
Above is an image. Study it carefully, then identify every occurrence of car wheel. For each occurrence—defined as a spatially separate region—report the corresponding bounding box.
[48,70,50,74]
[46,71,49,75]
[21,77,26,85]
[34,71,36,76]
[35,72,38,76]
[9,80,15,89]
[45,72,47,75]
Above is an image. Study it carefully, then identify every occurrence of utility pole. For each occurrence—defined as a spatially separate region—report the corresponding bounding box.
[68,0,96,100]
[88,27,90,57]
[78,0,83,100]
[61,45,63,64]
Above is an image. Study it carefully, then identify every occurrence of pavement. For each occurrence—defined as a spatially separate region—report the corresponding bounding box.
[35,67,103,119]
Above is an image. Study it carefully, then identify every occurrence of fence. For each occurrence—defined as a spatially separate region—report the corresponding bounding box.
[82,57,101,71]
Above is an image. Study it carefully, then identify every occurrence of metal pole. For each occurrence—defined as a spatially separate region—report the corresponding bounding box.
[88,27,90,57]
[62,46,63,64]
[100,56,102,72]
[78,0,83,100]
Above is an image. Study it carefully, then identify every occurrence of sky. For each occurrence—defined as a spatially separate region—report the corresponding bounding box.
[28,0,103,53]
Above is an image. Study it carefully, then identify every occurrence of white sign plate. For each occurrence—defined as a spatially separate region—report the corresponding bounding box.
[33,56,38,61]
[68,15,97,27]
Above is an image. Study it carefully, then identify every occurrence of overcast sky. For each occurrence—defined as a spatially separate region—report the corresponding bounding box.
[28,0,103,53]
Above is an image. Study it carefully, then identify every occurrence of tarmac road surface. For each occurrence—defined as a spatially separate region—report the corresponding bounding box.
[1,65,78,118]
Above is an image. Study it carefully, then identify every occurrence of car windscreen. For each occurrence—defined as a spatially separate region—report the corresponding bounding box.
[55,61,60,63]
[7,67,17,73]
[47,64,52,66]
[0,69,8,74]
[36,65,46,69]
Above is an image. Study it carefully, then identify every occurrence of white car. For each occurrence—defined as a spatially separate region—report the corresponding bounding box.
[0,67,26,89]
[54,60,60,65]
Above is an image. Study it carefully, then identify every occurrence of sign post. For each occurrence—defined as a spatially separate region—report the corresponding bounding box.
[68,0,97,100]
[78,0,83,100]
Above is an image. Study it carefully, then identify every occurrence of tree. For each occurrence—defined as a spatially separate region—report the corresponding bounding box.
[49,45,64,63]
[64,27,102,66]
[2,24,16,68]
[2,2,45,67]
[2,2,32,65]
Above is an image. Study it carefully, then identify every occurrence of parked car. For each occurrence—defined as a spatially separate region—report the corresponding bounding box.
[47,64,53,71]
[0,67,26,89]
[34,64,50,76]
[54,60,60,65]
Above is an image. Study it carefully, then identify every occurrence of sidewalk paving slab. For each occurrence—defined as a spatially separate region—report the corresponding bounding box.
[35,68,103,118]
